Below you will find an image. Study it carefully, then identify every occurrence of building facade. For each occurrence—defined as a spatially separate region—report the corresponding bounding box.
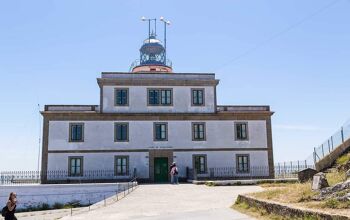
[41,33,274,183]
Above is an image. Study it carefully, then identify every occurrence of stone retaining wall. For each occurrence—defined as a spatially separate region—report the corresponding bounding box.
[236,194,349,220]
[316,138,350,171]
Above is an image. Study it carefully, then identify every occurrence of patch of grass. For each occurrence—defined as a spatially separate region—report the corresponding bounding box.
[252,182,317,203]
[52,202,64,209]
[205,181,215,187]
[326,171,346,186]
[336,153,350,166]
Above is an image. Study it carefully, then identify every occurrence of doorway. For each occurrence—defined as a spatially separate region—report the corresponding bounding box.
[154,157,169,183]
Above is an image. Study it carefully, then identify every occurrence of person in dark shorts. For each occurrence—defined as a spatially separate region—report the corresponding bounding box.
[4,192,17,220]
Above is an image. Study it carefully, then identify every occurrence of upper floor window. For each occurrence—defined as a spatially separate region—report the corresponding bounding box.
[115,88,128,106]
[148,89,172,106]
[115,156,129,176]
[154,123,168,141]
[69,156,83,176]
[192,123,206,141]
[115,123,129,142]
[192,89,205,106]
[235,122,248,140]
[236,154,250,173]
[69,123,84,142]
[193,155,207,174]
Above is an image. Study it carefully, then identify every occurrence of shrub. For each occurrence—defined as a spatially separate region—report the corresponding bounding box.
[52,202,64,209]
[40,203,50,210]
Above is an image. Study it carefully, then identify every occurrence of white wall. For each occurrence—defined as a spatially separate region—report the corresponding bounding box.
[174,151,269,177]
[48,120,267,150]
[48,152,149,179]
[0,183,124,209]
[102,86,215,113]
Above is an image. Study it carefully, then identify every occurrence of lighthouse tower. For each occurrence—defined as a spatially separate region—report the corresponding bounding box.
[130,18,172,73]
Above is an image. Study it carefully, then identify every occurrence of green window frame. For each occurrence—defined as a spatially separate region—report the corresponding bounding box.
[69,123,84,142]
[114,123,129,142]
[115,88,128,106]
[192,89,204,106]
[235,122,248,140]
[236,154,250,173]
[192,123,206,141]
[115,156,129,176]
[154,123,168,141]
[69,156,83,176]
[148,89,172,106]
[193,155,207,174]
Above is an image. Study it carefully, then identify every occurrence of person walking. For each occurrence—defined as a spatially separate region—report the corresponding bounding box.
[3,192,17,220]
[170,162,179,184]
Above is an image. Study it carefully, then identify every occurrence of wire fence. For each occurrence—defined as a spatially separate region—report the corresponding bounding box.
[187,164,314,180]
[0,169,137,185]
[313,119,350,163]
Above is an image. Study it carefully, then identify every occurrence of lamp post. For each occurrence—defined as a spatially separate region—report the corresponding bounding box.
[141,16,157,40]
[160,16,171,64]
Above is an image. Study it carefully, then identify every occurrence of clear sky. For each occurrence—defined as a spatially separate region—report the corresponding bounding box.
[0,0,349,170]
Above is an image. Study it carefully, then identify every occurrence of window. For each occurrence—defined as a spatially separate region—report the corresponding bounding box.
[236,155,250,173]
[193,155,207,174]
[154,123,167,141]
[115,123,129,142]
[115,156,129,176]
[148,89,172,105]
[192,89,204,106]
[69,123,84,142]
[192,123,206,141]
[235,122,248,140]
[115,89,128,106]
[69,157,83,176]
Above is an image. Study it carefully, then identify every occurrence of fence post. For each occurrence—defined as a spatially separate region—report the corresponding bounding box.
[321,144,324,157]
[283,162,286,178]
[297,160,300,171]
[341,127,344,143]
[331,136,334,150]
[328,139,331,153]
[124,185,126,197]
[104,195,106,206]
[313,148,316,164]
[305,160,307,168]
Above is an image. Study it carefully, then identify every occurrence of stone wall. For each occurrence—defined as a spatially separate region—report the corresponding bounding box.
[236,194,349,220]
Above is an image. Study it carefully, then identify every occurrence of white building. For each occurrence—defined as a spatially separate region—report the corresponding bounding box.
[41,32,274,183]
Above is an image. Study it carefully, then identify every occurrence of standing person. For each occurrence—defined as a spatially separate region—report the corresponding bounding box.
[169,162,175,184]
[170,163,179,184]
[4,192,17,220]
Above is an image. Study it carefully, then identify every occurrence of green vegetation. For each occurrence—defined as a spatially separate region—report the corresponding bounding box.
[336,152,350,166]
[16,200,86,213]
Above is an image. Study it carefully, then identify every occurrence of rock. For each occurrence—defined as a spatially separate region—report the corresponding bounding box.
[313,179,350,201]
[298,168,317,183]
[346,169,350,179]
[311,172,329,191]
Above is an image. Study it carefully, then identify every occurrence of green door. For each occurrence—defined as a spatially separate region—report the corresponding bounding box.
[154,157,168,183]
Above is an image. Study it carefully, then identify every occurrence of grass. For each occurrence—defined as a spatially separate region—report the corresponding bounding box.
[325,170,346,186]
[233,201,319,220]
[336,152,350,166]
[253,182,317,203]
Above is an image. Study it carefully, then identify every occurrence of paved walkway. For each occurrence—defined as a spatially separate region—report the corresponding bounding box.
[61,184,262,220]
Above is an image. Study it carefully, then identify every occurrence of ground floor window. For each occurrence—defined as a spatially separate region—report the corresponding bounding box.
[236,154,250,173]
[69,156,83,176]
[193,155,207,174]
[115,156,129,176]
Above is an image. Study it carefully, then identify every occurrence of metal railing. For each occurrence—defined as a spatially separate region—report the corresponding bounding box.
[313,119,350,163]
[187,165,312,180]
[0,169,137,185]
[129,59,172,72]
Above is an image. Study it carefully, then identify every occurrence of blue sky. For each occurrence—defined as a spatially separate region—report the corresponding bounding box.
[0,0,349,170]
